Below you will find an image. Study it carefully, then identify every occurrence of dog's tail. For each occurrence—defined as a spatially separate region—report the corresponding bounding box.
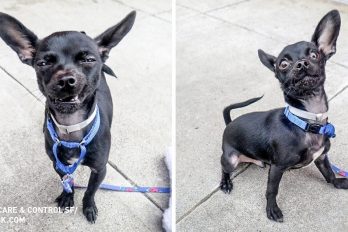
[223,95,263,125]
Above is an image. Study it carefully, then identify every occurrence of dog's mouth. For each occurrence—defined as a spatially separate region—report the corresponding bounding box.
[56,95,80,104]
[47,94,83,114]
[49,95,81,105]
[295,75,322,89]
[283,73,323,97]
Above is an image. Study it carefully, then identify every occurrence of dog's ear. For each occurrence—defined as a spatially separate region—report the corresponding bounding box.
[0,12,38,65]
[258,49,276,72]
[95,11,136,62]
[311,10,340,60]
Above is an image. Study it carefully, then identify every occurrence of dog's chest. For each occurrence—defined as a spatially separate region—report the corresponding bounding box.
[296,134,325,168]
[59,147,81,165]
[55,110,86,164]
[56,113,85,141]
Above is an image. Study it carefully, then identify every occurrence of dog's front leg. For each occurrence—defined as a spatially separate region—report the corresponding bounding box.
[315,154,348,189]
[55,170,75,210]
[266,165,285,222]
[83,166,106,223]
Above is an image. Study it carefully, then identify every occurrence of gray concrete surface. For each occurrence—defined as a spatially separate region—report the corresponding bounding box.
[177,0,348,231]
[0,0,171,231]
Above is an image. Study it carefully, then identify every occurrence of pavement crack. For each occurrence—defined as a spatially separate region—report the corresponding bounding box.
[204,0,251,14]
[177,3,286,44]
[204,13,285,44]
[112,0,171,23]
[331,60,348,69]
[108,160,165,212]
[151,14,171,23]
[176,163,251,224]
[0,66,43,104]
[328,85,348,102]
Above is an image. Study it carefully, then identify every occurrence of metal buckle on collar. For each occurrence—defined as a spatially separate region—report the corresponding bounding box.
[305,123,322,133]
[61,127,70,135]
[315,113,324,121]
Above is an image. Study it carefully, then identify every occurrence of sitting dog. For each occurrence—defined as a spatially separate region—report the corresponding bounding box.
[0,11,136,223]
[220,10,347,222]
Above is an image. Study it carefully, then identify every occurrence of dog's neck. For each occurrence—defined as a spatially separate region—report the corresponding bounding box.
[48,97,97,141]
[284,86,328,114]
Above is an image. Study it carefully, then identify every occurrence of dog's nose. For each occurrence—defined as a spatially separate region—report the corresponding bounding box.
[295,60,309,71]
[57,76,77,88]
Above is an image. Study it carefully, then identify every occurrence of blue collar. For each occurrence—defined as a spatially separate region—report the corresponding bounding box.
[46,105,100,192]
[284,106,335,138]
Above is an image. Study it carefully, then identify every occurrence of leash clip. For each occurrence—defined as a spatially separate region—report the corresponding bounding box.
[54,136,61,145]
[61,174,74,193]
[80,139,86,146]
[323,123,336,138]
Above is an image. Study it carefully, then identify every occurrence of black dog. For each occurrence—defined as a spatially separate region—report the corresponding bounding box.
[220,10,348,222]
[0,11,136,223]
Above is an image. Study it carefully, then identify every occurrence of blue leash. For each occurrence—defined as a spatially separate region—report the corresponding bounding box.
[74,183,171,193]
[331,164,348,178]
[47,104,170,194]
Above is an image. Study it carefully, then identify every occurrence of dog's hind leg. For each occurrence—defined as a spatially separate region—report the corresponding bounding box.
[220,147,239,194]
[239,154,265,168]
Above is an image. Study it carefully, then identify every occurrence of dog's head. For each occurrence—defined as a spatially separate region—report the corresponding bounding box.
[258,10,340,98]
[0,11,136,113]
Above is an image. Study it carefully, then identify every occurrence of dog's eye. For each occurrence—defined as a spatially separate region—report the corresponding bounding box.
[79,56,96,63]
[77,51,96,63]
[37,55,56,67]
[279,60,289,70]
[37,61,48,67]
[310,51,318,60]
[86,57,96,62]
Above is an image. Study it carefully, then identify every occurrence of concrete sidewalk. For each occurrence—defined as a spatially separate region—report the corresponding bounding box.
[177,0,348,231]
[0,0,171,231]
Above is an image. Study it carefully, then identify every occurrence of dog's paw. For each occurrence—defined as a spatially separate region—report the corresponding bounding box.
[260,162,266,168]
[220,178,233,194]
[266,204,283,222]
[55,191,74,210]
[83,199,98,223]
[333,178,348,189]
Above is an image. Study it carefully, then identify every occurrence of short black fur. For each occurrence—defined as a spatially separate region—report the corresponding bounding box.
[0,11,136,223]
[220,10,347,222]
